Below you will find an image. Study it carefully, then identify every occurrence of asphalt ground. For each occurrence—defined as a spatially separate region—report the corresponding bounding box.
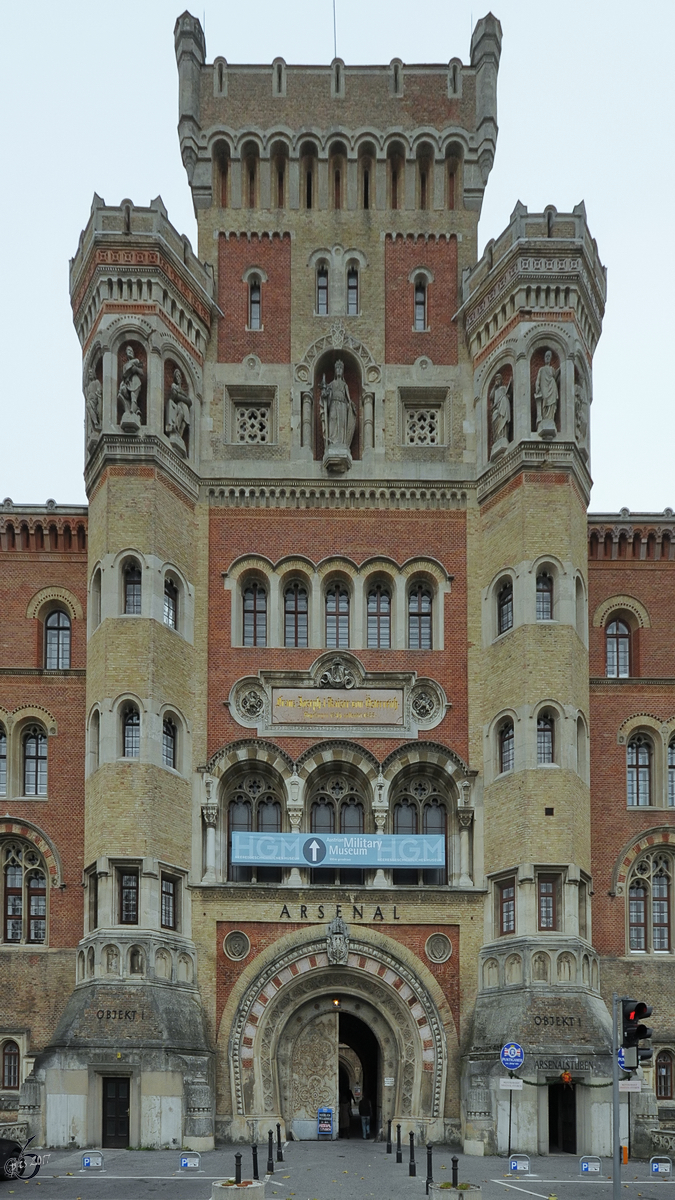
[2,1140,673,1200]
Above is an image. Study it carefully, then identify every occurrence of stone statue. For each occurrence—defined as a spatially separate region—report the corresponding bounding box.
[534,349,560,438]
[84,367,102,437]
[574,380,588,447]
[118,345,144,432]
[489,372,512,458]
[320,359,357,473]
[326,915,350,965]
[165,367,192,457]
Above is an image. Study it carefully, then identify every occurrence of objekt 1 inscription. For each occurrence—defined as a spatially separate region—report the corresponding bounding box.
[533,1015,581,1028]
[96,1009,146,1021]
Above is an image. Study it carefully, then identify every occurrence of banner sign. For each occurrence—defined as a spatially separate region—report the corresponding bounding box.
[231,832,445,868]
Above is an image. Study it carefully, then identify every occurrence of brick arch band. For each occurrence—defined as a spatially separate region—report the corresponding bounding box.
[227,934,448,1121]
[0,819,63,887]
[613,826,675,896]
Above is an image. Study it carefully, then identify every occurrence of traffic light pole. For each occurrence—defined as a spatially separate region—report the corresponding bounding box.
[612,992,620,1200]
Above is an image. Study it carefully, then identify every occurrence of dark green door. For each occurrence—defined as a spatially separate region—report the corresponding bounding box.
[102,1077,129,1148]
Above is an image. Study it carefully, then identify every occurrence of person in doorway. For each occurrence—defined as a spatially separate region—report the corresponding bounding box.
[339,1090,354,1138]
[358,1094,372,1139]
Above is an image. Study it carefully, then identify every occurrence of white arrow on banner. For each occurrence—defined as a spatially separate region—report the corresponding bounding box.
[309,840,321,861]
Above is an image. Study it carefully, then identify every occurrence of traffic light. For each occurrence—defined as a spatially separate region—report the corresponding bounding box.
[622,998,653,1065]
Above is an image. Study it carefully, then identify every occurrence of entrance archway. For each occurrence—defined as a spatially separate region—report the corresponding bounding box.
[339,1011,379,1139]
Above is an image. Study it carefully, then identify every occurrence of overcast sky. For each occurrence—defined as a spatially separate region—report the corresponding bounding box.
[2,0,672,512]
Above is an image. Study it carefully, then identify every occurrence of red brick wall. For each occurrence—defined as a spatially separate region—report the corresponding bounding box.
[588,553,675,956]
[207,507,468,765]
[218,233,291,363]
[385,235,458,365]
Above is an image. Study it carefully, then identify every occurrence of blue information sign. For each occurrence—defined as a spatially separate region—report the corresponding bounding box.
[500,1042,525,1070]
[617,1047,626,1070]
[231,832,445,868]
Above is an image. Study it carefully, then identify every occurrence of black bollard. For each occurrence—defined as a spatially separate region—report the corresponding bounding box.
[251,1144,259,1181]
[267,1129,274,1174]
[276,1122,283,1162]
[451,1155,459,1187]
[386,1118,392,1154]
[395,1123,402,1164]
[425,1144,433,1195]
[235,1152,242,1186]
[409,1131,416,1177]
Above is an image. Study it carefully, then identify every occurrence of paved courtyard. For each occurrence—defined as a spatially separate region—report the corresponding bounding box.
[4,1139,672,1199]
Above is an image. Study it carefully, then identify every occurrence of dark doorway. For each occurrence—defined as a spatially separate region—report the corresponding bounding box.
[102,1077,130,1148]
[548,1083,576,1153]
[339,1011,379,1139]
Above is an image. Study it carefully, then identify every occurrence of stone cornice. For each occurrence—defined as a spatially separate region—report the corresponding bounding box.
[476,440,592,505]
[85,435,200,502]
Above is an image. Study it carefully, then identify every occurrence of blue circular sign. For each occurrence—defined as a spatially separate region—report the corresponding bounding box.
[501,1042,525,1070]
[303,836,327,864]
[617,1047,626,1070]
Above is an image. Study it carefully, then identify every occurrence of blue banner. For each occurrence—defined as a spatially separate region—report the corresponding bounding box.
[231,832,445,867]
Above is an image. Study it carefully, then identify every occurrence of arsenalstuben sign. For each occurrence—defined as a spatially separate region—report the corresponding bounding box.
[230,832,445,867]
[272,687,404,725]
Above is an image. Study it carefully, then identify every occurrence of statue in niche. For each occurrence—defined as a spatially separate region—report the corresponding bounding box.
[320,359,356,473]
[105,945,119,974]
[84,366,102,445]
[534,349,559,439]
[118,345,144,433]
[574,380,589,451]
[165,367,192,457]
[489,371,512,460]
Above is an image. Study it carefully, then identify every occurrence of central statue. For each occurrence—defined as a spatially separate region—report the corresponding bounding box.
[320,359,357,473]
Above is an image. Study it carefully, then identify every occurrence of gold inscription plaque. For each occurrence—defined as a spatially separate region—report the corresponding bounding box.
[272,688,404,726]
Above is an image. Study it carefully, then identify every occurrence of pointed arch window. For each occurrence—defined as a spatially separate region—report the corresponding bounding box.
[408,583,432,649]
[45,610,71,669]
[163,578,178,629]
[499,720,514,774]
[249,277,262,330]
[627,735,651,806]
[657,1051,673,1099]
[498,581,513,634]
[367,584,391,649]
[123,707,140,759]
[393,776,448,886]
[326,584,349,648]
[162,719,176,770]
[3,841,47,944]
[2,1041,19,1089]
[227,776,282,883]
[606,618,630,677]
[243,582,267,647]
[284,582,308,648]
[414,279,427,331]
[628,853,672,952]
[24,726,47,795]
[536,573,553,621]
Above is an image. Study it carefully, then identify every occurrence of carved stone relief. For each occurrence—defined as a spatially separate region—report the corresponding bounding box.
[326,916,349,965]
[290,1014,337,1126]
[224,931,251,961]
[488,366,512,461]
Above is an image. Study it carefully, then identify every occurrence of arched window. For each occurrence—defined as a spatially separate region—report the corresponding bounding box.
[91,568,102,629]
[393,776,448,886]
[227,775,282,883]
[310,776,366,884]
[408,584,432,649]
[414,279,427,331]
[326,584,349,648]
[284,583,308,648]
[124,562,142,615]
[657,1051,673,1100]
[3,841,47,944]
[628,853,672,952]
[537,714,554,765]
[627,735,651,806]
[23,726,47,795]
[498,581,513,634]
[536,573,553,621]
[2,1042,19,1089]
[606,619,630,677]
[45,610,71,669]
[310,794,335,885]
[163,578,178,629]
[123,707,140,759]
[347,266,359,316]
[243,582,267,647]
[0,726,6,796]
[249,277,261,330]
[316,264,329,315]
[669,741,675,807]
[162,719,176,770]
[499,721,514,774]
[367,585,391,649]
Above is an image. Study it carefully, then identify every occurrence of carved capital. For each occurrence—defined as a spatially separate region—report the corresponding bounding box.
[458,808,474,829]
[202,803,219,828]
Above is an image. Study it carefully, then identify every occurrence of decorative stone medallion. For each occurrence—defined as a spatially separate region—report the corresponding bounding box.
[223,931,251,961]
[425,933,452,964]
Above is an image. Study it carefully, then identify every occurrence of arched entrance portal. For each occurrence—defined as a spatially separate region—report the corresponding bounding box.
[339,1011,379,1139]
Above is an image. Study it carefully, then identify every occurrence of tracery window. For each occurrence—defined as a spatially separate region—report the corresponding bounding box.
[243,582,267,647]
[499,720,514,774]
[657,1051,673,1100]
[498,581,513,634]
[310,776,365,885]
[2,842,47,944]
[408,583,432,650]
[285,583,308,648]
[45,610,71,669]
[23,726,47,795]
[628,853,672,952]
[326,584,349,648]
[392,776,447,886]
[536,573,553,621]
[367,584,391,649]
[227,775,282,883]
[627,735,652,806]
[606,618,630,677]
